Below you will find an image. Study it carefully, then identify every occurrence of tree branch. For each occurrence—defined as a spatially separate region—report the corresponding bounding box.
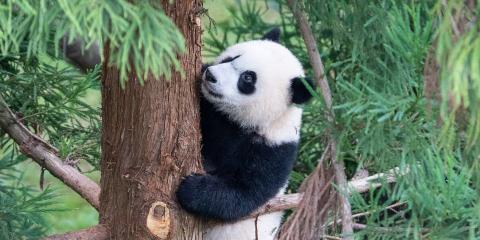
[248,193,303,218]
[348,167,401,193]
[249,167,402,218]
[0,95,100,210]
[331,146,353,239]
[43,225,108,240]
[287,0,353,238]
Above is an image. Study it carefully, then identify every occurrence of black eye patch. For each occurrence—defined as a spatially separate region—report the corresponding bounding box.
[237,71,257,95]
[219,55,241,64]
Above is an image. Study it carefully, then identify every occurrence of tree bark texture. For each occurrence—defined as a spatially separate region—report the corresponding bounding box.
[99,1,204,239]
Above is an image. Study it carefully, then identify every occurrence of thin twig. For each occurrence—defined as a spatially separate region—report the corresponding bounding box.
[326,201,407,227]
[43,225,108,240]
[255,215,259,240]
[352,223,430,234]
[286,0,353,238]
[0,95,100,210]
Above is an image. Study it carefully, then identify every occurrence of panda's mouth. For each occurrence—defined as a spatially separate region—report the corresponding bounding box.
[207,89,223,98]
[203,83,223,98]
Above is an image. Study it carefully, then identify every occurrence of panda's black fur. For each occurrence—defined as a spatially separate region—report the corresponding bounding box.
[176,97,298,221]
[176,28,313,221]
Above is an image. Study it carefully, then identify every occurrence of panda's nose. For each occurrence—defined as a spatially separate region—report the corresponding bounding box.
[205,69,217,83]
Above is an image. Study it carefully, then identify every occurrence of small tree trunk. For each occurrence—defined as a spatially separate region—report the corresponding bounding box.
[99,1,204,239]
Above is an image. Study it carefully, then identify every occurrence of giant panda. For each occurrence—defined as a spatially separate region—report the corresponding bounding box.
[176,28,313,240]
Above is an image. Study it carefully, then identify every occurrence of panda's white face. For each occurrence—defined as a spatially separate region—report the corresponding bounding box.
[202,40,305,130]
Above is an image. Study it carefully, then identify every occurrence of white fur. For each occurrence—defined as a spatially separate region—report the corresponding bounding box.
[204,185,287,240]
[202,40,304,130]
[204,211,283,240]
[258,106,303,145]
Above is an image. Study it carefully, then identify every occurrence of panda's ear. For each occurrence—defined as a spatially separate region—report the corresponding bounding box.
[262,27,281,43]
[291,77,314,104]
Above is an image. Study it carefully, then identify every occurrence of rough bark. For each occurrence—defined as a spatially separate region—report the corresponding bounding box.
[43,225,108,240]
[99,1,204,239]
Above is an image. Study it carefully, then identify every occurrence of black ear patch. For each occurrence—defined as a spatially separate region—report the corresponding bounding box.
[262,27,281,43]
[291,77,314,104]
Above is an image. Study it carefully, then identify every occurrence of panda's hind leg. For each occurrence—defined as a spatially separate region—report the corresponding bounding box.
[204,211,283,240]
[204,185,287,240]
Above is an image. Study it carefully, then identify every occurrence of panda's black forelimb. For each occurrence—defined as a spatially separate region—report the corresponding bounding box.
[176,173,261,221]
[176,157,293,221]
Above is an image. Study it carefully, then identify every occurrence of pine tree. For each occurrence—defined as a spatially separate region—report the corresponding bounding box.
[1,0,203,239]
[1,0,479,239]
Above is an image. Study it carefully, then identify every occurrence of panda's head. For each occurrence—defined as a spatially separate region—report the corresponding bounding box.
[202,28,313,134]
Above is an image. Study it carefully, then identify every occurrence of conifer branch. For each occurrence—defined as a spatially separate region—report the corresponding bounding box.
[43,225,108,240]
[0,95,100,210]
[248,193,304,218]
[286,0,354,238]
[249,168,401,218]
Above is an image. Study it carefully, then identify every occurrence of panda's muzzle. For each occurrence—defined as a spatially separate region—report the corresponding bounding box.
[203,68,223,98]
[204,69,217,83]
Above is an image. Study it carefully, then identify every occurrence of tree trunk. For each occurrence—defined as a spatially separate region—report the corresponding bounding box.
[99,1,204,239]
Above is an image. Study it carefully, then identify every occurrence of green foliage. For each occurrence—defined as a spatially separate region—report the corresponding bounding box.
[0,0,185,86]
[205,0,479,238]
[0,44,101,235]
[332,1,433,171]
[434,0,480,148]
[0,0,478,238]
[0,151,58,239]
[352,148,480,239]
[0,54,101,168]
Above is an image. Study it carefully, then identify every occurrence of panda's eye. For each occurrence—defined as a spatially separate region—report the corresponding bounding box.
[241,71,256,84]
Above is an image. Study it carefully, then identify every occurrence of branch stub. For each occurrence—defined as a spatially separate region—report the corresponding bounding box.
[147,201,171,239]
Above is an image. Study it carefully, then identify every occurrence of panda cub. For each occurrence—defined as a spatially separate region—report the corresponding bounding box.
[176,28,313,240]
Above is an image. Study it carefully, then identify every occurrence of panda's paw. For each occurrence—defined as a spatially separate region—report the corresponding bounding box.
[176,174,206,212]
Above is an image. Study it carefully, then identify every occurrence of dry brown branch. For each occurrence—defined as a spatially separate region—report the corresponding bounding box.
[331,145,354,239]
[278,144,337,240]
[248,193,304,218]
[0,95,100,210]
[43,225,108,240]
[352,223,430,234]
[287,0,331,109]
[326,201,407,228]
[285,0,354,238]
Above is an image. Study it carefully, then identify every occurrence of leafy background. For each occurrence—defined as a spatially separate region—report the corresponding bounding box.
[1,0,479,239]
